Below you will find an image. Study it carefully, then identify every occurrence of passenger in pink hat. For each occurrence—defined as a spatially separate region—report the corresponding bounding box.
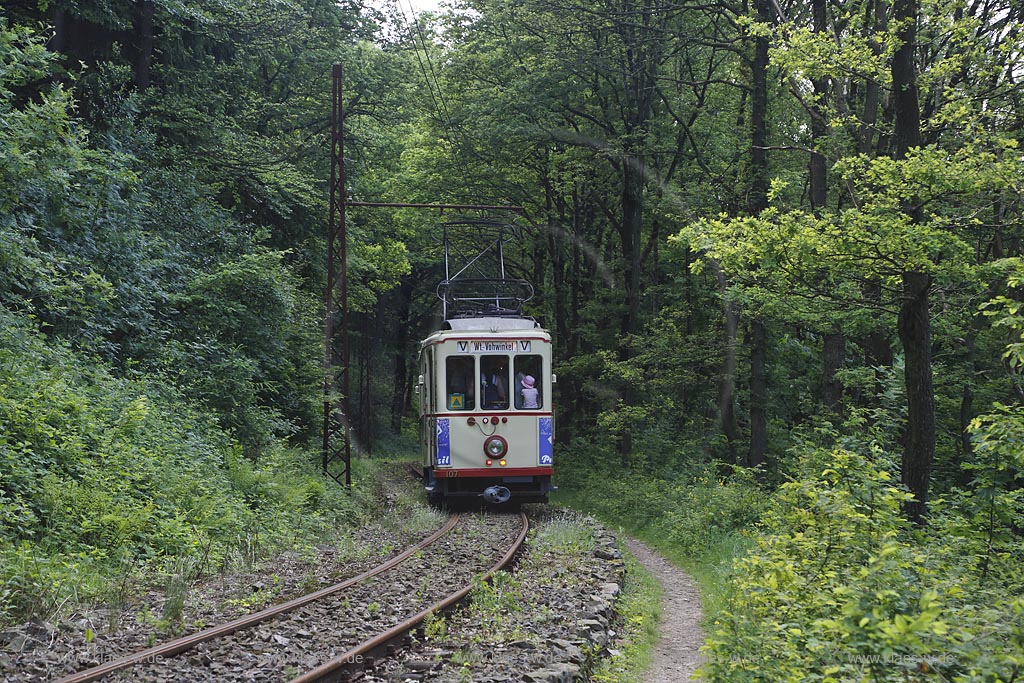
[520,375,539,409]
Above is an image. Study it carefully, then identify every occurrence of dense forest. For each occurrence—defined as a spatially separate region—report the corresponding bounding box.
[1,0,1023,679]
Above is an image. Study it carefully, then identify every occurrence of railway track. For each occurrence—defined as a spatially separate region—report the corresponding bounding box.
[55,511,528,683]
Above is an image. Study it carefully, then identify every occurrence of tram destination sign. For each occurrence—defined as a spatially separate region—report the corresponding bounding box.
[456,340,524,353]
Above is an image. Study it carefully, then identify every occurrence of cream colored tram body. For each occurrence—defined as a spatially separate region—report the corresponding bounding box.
[418,316,554,506]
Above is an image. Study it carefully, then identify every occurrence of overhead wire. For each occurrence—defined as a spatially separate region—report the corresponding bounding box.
[392,0,476,195]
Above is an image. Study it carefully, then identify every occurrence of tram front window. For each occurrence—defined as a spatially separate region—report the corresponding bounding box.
[514,355,543,409]
[480,355,510,409]
[446,356,475,410]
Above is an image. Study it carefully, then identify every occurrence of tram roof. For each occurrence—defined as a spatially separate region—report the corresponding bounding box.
[420,317,551,347]
[444,317,540,331]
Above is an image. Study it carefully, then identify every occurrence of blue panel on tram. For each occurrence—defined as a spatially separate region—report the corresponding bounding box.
[539,417,553,465]
[437,418,451,465]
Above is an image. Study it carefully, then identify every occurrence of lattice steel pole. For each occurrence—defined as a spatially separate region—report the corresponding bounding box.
[323,63,351,487]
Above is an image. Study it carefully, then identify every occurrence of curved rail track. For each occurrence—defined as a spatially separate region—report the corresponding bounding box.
[55,511,528,683]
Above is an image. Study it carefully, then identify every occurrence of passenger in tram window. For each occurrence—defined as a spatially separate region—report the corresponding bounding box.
[514,354,543,409]
[481,356,508,409]
[520,375,539,409]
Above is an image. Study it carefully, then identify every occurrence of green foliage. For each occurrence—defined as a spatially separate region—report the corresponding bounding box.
[422,610,447,641]
[0,310,364,625]
[0,25,129,342]
[558,448,766,561]
[530,509,596,556]
[963,406,1024,574]
[0,16,334,456]
[981,258,1024,374]
[469,571,523,619]
[162,250,322,454]
[702,444,1024,682]
[0,14,405,627]
[0,542,110,622]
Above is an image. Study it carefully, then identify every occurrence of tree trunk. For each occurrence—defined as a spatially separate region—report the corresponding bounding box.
[51,8,68,54]
[548,179,570,348]
[823,330,846,413]
[898,271,934,524]
[714,262,740,460]
[745,0,771,470]
[810,0,828,213]
[749,0,771,211]
[808,0,847,417]
[891,0,923,159]
[390,280,414,434]
[858,0,887,156]
[133,0,155,89]
[612,0,662,461]
[619,157,644,342]
[960,371,974,458]
[748,319,768,469]
[862,278,894,369]
[891,0,933,524]
[719,305,740,460]
[617,149,645,464]
[358,315,374,454]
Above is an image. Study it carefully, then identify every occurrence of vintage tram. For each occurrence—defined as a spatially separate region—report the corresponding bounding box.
[417,222,554,507]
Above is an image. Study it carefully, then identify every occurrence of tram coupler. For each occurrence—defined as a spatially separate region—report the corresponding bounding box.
[481,485,512,505]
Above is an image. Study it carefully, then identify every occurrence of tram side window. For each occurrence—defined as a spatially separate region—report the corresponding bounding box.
[446,357,475,410]
[514,355,543,409]
[480,355,510,409]
[425,352,434,412]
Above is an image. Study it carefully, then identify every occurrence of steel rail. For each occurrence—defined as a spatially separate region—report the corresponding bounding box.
[288,511,530,683]
[55,513,462,683]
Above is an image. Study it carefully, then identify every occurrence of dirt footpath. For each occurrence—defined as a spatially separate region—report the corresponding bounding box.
[624,538,705,682]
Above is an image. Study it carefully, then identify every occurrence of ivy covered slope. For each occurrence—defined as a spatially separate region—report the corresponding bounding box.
[0,9,382,624]
[0,309,364,621]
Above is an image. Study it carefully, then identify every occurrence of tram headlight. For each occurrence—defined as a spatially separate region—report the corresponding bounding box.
[483,435,508,459]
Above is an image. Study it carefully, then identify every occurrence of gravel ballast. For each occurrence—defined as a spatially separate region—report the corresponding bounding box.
[2,509,452,682]
[2,504,630,683]
[360,507,627,683]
